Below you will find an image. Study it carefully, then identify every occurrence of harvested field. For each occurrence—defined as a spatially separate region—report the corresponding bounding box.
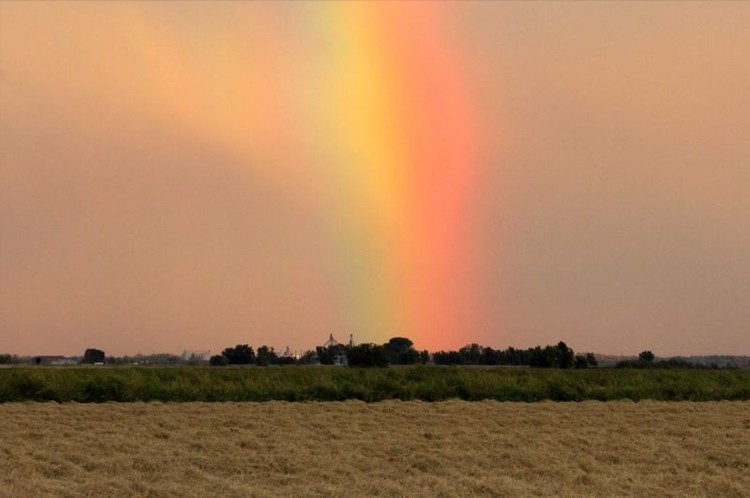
[1,401,749,497]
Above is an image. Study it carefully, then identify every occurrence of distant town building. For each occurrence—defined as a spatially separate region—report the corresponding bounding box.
[182,350,211,362]
[279,346,301,360]
[323,334,348,366]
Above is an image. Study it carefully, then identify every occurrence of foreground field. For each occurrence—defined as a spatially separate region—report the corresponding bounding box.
[1,401,748,497]
[2,366,749,402]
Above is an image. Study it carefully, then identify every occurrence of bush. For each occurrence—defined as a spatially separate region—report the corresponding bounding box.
[81,348,105,364]
[384,337,419,365]
[347,344,389,368]
[574,355,589,369]
[1,366,748,403]
[256,346,278,366]
[639,350,655,363]
[221,345,255,365]
[529,342,575,368]
[209,355,229,366]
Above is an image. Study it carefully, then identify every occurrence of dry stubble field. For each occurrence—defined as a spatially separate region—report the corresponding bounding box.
[1,401,748,497]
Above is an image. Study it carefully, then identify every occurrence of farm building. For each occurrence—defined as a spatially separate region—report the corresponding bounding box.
[323,334,348,366]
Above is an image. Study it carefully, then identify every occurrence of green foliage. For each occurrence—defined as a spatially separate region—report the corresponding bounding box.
[275,356,298,366]
[418,350,430,364]
[433,350,461,365]
[586,353,598,367]
[433,344,520,365]
[557,342,575,369]
[256,346,278,366]
[347,344,389,368]
[574,355,590,369]
[529,342,575,368]
[315,346,337,365]
[459,344,482,365]
[574,353,599,369]
[639,350,655,363]
[383,337,419,365]
[209,355,229,366]
[221,345,255,365]
[299,350,317,365]
[0,354,21,365]
[2,367,748,403]
[81,349,105,364]
[106,353,180,365]
[616,357,699,369]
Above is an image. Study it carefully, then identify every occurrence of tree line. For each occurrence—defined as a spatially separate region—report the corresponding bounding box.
[613,350,722,369]
[208,339,599,369]
[8,343,737,369]
[432,341,598,368]
[209,344,296,366]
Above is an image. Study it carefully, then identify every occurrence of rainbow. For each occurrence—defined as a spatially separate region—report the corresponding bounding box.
[128,2,479,350]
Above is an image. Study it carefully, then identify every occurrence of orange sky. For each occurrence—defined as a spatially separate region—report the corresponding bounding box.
[1,2,749,356]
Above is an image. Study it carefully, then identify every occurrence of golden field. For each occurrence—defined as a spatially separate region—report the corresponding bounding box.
[1,401,748,497]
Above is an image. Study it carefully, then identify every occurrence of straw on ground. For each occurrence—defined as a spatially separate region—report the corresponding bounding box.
[1,400,748,497]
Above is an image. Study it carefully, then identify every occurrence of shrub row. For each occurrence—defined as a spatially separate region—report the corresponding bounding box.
[1,366,748,403]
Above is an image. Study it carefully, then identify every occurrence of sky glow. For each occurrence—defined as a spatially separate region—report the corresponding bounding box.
[1,2,749,356]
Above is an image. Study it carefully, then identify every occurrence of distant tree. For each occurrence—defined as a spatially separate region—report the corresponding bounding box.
[221,344,255,365]
[256,345,278,366]
[585,353,598,367]
[384,337,419,365]
[209,354,229,366]
[433,350,461,365]
[617,355,697,369]
[496,346,529,366]
[0,354,13,365]
[299,350,318,365]
[275,356,298,366]
[529,346,552,368]
[573,352,598,368]
[574,355,590,369]
[615,359,644,369]
[657,358,695,368]
[482,347,500,365]
[347,343,388,367]
[557,342,575,369]
[145,353,179,364]
[459,343,482,365]
[490,346,527,365]
[81,348,105,364]
[639,350,655,363]
[418,350,430,364]
[529,342,575,369]
[315,346,336,365]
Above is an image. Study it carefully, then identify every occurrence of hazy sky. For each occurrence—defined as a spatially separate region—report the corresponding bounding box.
[1,2,748,356]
